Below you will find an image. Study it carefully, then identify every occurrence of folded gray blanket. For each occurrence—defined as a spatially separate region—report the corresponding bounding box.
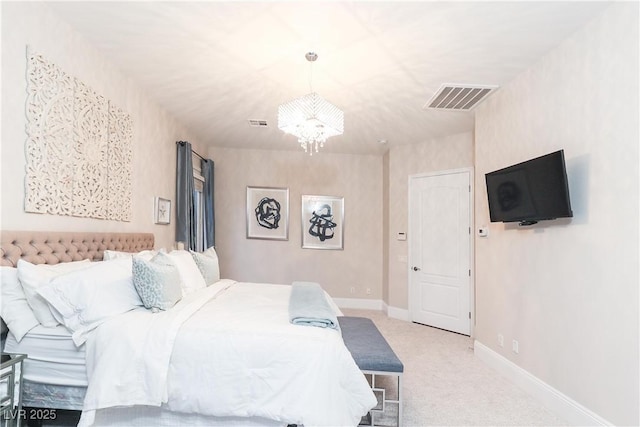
[289,281,339,330]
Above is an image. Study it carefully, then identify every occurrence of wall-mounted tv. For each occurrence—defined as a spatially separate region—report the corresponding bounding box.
[485,150,573,226]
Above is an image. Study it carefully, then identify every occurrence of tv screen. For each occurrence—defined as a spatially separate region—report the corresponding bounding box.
[485,150,572,225]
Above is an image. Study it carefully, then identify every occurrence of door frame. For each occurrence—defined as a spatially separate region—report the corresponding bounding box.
[407,167,475,337]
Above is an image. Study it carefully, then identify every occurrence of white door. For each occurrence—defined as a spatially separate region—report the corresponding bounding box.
[409,169,472,335]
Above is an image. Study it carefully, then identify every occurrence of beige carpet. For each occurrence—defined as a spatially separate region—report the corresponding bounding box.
[342,308,566,427]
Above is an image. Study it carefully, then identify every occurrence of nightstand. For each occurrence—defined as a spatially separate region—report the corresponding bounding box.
[1,353,26,427]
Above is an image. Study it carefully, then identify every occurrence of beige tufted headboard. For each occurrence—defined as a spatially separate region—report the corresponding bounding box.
[0,231,155,267]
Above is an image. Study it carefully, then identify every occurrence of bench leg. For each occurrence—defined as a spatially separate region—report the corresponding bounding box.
[397,374,402,427]
[361,371,402,427]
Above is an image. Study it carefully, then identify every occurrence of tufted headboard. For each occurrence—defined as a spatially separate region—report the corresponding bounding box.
[0,231,155,267]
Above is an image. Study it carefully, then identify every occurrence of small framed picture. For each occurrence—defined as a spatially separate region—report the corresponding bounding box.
[246,186,289,240]
[154,197,171,225]
[301,195,344,250]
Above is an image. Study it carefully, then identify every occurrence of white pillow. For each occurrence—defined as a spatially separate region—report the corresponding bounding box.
[132,253,182,312]
[103,249,158,261]
[191,246,220,286]
[17,259,92,327]
[37,258,143,346]
[167,250,207,295]
[0,267,39,341]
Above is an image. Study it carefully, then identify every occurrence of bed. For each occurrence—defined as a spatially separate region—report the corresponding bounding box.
[0,231,376,426]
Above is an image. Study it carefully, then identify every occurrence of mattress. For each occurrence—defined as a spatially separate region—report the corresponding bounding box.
[3,325,87,386]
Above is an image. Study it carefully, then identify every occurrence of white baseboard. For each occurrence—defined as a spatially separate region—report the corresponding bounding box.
[386,305,410,321]
[334,299,410,321]
[333,298,384,310]
[474,340,612,426]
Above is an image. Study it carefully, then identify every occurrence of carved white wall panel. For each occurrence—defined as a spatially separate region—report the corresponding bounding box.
[25,53,76,216]
[107,105,133,221]
[25,51,132,221]
[73,80,109,219]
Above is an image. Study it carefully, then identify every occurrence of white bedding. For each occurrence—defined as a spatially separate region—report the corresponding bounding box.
[79,280,376,427]
[3,325,87,386]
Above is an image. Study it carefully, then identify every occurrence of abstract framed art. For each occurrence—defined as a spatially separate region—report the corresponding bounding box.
[301,195,344,250]
[246,186,289,240]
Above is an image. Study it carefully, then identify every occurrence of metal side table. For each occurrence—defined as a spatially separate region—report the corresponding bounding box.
[1,353,26,427]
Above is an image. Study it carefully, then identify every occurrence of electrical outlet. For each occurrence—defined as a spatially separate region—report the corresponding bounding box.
[366,288,371,295]
[350,287,355,294]
[512,339,519,354]
[498,334,504,348]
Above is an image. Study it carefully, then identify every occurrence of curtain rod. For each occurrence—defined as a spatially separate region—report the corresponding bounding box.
[176,140,205,161]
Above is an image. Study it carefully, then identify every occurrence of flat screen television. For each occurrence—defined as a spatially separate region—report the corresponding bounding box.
[485,150,573,226]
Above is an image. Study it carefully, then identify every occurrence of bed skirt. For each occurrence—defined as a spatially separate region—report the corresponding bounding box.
[23,381,86,411]
[90,407,284,427]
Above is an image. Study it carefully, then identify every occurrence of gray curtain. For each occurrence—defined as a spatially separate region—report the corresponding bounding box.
[176,141,196,250]
[201,158,215,248]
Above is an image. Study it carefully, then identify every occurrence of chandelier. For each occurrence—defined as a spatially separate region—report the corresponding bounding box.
[278,52,344,155]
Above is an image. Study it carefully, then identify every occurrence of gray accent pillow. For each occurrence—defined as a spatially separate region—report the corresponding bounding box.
[132,252,182,312]
[190,247,220,286]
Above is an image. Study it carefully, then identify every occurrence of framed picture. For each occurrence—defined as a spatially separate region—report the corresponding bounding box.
[246,186,289,240]
[154,197,171,225]
[301,195,344,250]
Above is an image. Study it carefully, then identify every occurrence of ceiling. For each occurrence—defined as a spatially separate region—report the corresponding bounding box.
[45,1,610,156]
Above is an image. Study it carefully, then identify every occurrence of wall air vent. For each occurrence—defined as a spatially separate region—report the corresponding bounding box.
[248,119,268,127]
[424,84,498,111]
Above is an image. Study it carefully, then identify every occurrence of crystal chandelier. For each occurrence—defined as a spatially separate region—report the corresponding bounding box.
[278,52,344,155]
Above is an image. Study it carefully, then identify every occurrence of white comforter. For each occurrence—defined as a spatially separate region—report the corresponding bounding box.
[78,280,376,427]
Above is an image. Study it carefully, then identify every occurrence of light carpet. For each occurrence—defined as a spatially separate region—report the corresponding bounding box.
[342,308,566,427]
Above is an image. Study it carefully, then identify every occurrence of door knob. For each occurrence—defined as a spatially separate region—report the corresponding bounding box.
[412,266,420,271]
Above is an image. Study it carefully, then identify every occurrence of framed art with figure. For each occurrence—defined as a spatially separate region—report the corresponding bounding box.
[154,197,171,225]
[301,195,344,250]
[246,186,289,240]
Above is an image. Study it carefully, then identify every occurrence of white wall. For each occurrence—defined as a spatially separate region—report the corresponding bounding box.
[474,3,638,425]
[207,146,383,300]
[0,3,203,250]
[382,151,390,304]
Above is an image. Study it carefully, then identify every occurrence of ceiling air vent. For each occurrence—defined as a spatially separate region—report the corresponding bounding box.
[248,119,268,127]
[424,84,498,111]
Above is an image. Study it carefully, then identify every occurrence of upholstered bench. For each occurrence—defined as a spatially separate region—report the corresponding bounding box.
[338,316,403,427]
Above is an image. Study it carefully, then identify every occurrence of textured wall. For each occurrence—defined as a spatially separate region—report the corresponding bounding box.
[207,147,383,300]
[387,133,474,310]
[1,3,204,250]
[474,3,639,425]
[382,151,390,304]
